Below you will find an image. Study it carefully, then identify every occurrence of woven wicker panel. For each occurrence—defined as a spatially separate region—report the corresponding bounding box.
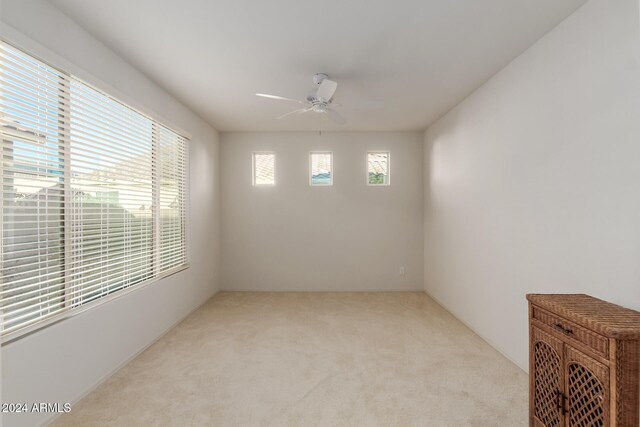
[527,294,640,339]
[532,307,609,358]
[567,363,605,426]
[534,341,561,427]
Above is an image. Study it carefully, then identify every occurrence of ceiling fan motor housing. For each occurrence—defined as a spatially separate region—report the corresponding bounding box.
[306,93,329,110]
[308,74,333,107]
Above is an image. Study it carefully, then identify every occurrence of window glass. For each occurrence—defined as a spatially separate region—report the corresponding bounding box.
[310,152,333,186]
[253,152,275,186]
[367,152,390,185]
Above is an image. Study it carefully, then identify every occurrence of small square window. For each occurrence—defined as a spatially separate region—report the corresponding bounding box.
[310,152,333,186]
[367,152,390,185]
[253,152,275,186]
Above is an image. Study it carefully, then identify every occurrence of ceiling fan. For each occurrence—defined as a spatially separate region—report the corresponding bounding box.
[256,73,347,124]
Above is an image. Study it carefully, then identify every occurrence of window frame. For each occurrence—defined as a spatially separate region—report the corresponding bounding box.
[309,151,333,186]
[0,38,191,344]
[366,151,391,186]
[252,151,276,187]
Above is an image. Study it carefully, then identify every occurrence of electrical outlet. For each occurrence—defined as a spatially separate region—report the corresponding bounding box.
[399,266,405,276]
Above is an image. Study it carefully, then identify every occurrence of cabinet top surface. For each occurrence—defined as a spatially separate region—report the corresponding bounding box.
[527,294,640,339]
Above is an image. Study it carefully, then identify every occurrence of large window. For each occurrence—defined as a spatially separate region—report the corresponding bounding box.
[0,41,189,340]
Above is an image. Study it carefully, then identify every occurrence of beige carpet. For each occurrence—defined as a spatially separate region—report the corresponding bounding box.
[52,292,528,426]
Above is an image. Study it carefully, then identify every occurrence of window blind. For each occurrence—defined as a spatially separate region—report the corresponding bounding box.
[0,41,189,340]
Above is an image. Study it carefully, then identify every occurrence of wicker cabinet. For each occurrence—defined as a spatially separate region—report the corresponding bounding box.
[527,294,640,427]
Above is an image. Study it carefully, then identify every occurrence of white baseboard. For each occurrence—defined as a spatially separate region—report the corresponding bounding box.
[424,290,528,374]
[42,287,525,427]
[42,289,220,427]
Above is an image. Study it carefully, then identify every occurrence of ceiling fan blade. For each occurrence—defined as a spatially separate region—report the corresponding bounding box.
[277,106,313,120]
[325,108,346,125]
[256,93,305,104]
[316,79,337,102]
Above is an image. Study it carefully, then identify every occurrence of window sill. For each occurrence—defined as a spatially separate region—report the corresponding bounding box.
[1,264,189,346]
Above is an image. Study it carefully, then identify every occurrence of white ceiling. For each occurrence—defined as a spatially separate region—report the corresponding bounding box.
[48,0,587,132]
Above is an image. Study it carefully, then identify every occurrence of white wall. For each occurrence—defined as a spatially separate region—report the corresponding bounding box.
[0,1,220,426]
[423,0,640,371]
[221,132,423,291]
